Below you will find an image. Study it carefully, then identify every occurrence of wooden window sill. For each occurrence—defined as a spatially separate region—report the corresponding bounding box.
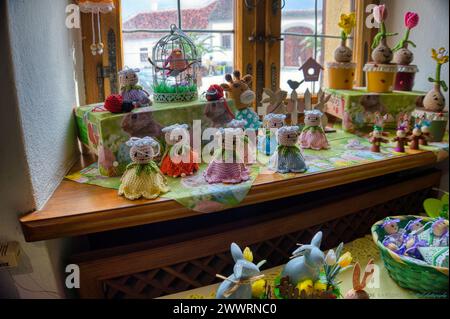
[19,150,442,242]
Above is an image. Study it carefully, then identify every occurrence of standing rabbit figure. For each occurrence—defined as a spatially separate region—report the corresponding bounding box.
[216,243,266,299]
[369,113,389,153]
[262,88,288,114]
[345,259,375,299]
[312,89,331,129]
[282,232,325,286]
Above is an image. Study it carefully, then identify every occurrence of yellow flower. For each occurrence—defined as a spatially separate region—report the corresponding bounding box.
[314,281,328,293]
[338,12,356,36]
[297,279,314,296]
[251,279,266,298]
[337,251,353,268]
[432,47,449,65]
[243,247,253,262]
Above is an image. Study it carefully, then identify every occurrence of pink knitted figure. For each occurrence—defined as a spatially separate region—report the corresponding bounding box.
[299,110,330,150]
[204,128,250,184]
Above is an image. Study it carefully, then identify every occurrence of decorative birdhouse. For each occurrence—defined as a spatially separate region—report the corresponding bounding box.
[148,25,201,103]
[299,57,324,82]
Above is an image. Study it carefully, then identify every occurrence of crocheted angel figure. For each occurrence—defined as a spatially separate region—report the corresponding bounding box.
[119,68,151,107]
[258,113,286,156]
[118,137,169,200]
[269,126,308,174]
[160,124,199,178]
[204,128,250,184]
[299,110,330,150]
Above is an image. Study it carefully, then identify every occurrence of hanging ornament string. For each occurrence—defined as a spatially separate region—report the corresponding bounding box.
[97,11,104,54]
[90,11,97,55]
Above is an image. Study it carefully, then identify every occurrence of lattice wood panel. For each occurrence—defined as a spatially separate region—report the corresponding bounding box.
[102,189,431,299]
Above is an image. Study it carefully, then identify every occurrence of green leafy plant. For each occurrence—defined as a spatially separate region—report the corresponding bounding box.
[152,82,197,94]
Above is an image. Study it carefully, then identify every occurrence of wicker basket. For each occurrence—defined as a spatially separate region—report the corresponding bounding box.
[372,215,449,293]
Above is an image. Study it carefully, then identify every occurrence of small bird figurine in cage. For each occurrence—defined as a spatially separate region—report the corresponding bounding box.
[148,25,201,103]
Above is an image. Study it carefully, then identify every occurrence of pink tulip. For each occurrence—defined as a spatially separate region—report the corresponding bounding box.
[404,12,419,29]
[373,5,388,23]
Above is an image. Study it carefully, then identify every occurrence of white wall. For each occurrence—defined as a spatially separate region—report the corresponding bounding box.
[384,0,449,191]
[0,0,83,298]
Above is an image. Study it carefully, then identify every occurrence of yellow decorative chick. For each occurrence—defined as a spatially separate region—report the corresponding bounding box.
[243,247,254,262]
[297,279,314,296]
[314,281,328,293]
[251,279,266,299]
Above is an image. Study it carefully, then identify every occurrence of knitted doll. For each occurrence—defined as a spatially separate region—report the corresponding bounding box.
[299,110,330,150]
[269,126,308,174]
[160,124,199,178]
[119,68,151,107]
[381,218,406,254]
[392,125,409,153]
[118,137,169,200]
[258,113,286,156]
[204,84,235,128]
[204,128,250,184]
[226,119,255,165]
[220,71,260,130]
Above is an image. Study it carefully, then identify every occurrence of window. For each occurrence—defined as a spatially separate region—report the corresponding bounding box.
[139,48,149,63]
[221,34,232,50]
[121,0,235,95]
[280,0,355,94]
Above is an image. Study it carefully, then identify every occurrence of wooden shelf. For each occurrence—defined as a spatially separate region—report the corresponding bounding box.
[20,150,440,242]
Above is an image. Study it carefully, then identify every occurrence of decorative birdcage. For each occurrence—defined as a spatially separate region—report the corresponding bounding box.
[149,24,201,103]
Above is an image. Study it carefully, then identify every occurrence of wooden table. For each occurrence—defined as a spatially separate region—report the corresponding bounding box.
[20,149,441,242]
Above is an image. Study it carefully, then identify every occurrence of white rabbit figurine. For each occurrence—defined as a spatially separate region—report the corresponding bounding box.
[282,231,325,285]
[216,243,266,299]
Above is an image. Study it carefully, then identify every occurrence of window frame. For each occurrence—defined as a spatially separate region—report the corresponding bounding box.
[80,0,372,105]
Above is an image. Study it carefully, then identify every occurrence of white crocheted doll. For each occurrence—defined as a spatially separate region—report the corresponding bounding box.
[269,126,308,174]
[299,110,330,150]
[119,137,169,200]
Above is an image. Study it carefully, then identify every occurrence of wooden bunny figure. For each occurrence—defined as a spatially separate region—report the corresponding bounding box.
[345,259,375,299]
[262,88,288,114]
[312,89,331,129]
[409,118,427,150]
[216,243,266,299]
[282,231,325,286]
[369,114,389,153]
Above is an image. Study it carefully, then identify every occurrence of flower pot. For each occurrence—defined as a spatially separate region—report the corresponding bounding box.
[394,65,418,91]
[364,63,397,93]
[413,108,448,142]
[326,62,356,90]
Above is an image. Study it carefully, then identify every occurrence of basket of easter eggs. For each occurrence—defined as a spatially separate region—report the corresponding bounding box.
[372,215,449,293]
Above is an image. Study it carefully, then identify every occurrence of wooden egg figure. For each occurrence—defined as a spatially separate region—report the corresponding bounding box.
[368,114,389,153]
[118,137,169,200]
[392,125,409,153]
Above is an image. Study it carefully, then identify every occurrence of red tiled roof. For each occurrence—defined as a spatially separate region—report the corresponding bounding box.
[123,0,229,40]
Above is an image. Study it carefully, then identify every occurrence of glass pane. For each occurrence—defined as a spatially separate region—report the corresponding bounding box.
[180,0,234,31]
[189,32,234,94]
[122,0,179,31]
[280,36,321,93]
[282,0,319,36]
[122,31,234,96]
[321,0,354,36]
